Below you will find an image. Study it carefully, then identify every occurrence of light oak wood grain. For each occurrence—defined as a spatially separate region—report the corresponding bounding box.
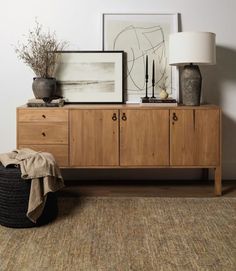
[17,105,222,196]
[214,166,222,196]
[120,109,169,166]
[70,110,119,166]
[170,109,220,166]
[195,109,220,165]
[18,108,68,122]
[170,109,195,165]
[18,122,68,145]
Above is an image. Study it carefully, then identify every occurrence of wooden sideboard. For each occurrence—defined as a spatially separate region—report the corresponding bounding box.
[17,104,221,195]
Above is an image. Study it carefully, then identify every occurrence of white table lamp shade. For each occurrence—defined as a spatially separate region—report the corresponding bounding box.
[169,32,216,65]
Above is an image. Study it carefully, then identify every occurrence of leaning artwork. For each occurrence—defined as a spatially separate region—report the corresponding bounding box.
[103,13,179,103]
[53,51,124,103]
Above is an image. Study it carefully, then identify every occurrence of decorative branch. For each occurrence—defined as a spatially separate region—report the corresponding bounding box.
[14,19,68,78]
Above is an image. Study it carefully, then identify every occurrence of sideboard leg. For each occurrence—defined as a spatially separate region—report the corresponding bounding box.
[214,166,222,196]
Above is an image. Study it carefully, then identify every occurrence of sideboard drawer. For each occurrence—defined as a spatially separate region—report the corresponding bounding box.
[18,144,69,167]
[18,109,68,122]
[18,123,68,144]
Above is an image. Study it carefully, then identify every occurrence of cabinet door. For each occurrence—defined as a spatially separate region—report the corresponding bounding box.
[70,110,119,166]
[170,109,220,166]
[120,109,169,166]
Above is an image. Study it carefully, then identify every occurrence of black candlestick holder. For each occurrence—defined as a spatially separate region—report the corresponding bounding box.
[150,78,156,101]
[141,74,149,103]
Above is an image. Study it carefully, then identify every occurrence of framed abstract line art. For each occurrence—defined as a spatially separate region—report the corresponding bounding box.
[103,13,179,103]
[54,51,124,103]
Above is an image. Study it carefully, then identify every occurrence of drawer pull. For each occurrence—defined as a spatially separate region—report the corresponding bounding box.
[112,113,117,121]
[42,132,46,137]
[42,114,46,119]
[173,113,178,121]
[121,113,127,121]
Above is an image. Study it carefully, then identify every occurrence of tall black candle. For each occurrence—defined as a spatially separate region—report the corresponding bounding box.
[145,55,149,98]
[152,60,155,86]
[142,55,150,102]
[151,60,156,99]
[146,55,148,78]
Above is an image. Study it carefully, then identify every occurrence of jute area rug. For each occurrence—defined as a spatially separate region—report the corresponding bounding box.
[0,197,235,271]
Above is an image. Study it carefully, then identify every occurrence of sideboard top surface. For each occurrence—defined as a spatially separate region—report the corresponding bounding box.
[18,104,220,110]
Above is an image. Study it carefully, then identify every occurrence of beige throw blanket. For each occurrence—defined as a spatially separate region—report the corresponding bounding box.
[0,148,64,223]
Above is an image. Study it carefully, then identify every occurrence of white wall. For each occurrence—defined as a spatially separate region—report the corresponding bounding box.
[1,0,236,179]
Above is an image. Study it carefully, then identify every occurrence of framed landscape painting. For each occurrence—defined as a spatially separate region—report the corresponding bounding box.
[103,13,179,103]
[54,51,124,103]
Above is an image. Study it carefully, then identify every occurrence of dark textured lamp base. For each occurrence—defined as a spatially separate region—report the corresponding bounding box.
[181,64,202,106]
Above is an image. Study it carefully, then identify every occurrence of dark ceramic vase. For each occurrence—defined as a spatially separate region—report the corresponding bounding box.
[32,77,56,99]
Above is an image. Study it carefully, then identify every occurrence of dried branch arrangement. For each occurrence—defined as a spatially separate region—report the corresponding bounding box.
[15,20,67,78]
[159,75,169,90]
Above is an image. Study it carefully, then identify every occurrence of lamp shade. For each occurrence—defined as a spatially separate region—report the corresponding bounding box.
[169,32,216,65]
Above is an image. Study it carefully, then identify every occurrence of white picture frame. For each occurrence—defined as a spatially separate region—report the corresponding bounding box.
[54,51,124,103]
[103,13,179,103]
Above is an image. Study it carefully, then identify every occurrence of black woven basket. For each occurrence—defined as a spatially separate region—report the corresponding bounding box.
[0,165,58,228]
